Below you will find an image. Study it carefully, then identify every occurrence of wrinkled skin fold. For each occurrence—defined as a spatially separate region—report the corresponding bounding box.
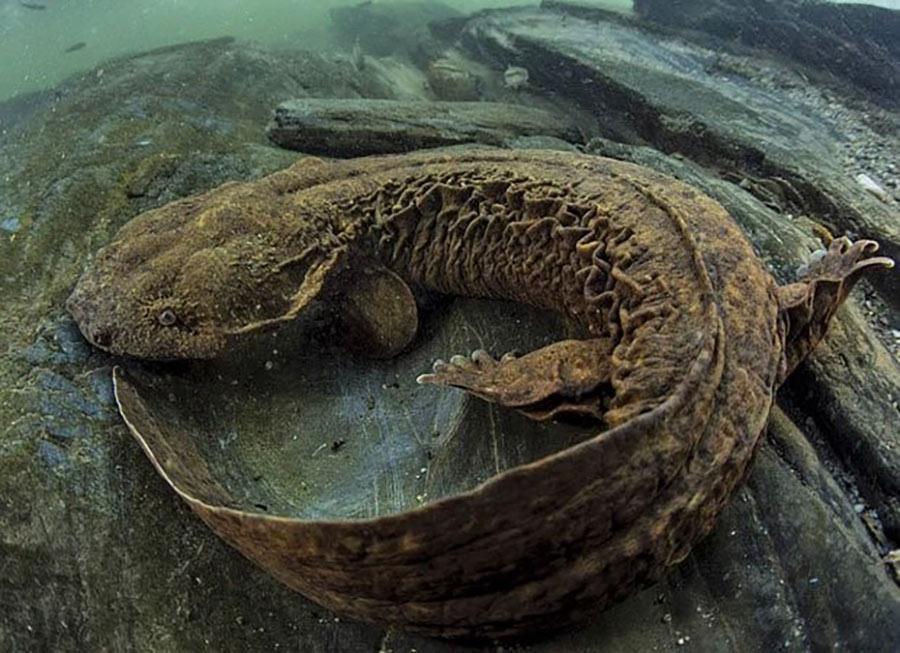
[68,149,893,638]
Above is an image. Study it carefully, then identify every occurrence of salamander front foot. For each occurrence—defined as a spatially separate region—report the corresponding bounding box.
[417,339,614,422]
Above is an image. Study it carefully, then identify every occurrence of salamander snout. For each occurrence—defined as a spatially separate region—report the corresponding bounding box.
[66,284,115,353]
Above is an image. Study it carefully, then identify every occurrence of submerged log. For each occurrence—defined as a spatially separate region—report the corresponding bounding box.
[266,98,584,156]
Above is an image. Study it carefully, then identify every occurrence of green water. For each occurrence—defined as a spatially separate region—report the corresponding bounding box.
[0,0,635,104]
[3,0,892,106]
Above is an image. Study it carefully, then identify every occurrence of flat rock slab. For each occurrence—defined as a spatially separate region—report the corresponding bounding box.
[266,98,584,156]
[632,0,900,106]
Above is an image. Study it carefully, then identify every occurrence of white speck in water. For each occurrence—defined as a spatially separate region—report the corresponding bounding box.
[503,65,529,90]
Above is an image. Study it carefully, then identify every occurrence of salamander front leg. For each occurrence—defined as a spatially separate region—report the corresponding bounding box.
[417,338,613,421]
[336,264,418,359]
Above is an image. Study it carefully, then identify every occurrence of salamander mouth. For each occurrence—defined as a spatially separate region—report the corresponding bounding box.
[67,274,117,352]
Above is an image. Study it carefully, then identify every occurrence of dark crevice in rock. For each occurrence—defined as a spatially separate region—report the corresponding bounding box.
[781,362,900,546]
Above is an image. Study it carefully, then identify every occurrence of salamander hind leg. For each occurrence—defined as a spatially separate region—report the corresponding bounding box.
[417,338,613,421]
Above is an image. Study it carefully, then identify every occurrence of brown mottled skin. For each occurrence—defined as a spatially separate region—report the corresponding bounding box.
[68,149,893,638]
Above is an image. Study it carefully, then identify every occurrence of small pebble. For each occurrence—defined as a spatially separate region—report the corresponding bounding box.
[855,173,889,202]
[0,217,21,233]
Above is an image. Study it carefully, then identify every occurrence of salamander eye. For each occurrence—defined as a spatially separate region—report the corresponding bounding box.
[158,309,178,327]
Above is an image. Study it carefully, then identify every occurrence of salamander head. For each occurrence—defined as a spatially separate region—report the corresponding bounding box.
[777,236,893,383]
[67,240,223,359]
[67,192,337,360]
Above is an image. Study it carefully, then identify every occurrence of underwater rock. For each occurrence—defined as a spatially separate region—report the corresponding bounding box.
[856,172,890,203]
[631,0,900,107]
[360,55,433,102]
[425,53,481,101]
[502,65,529,90]
[504,134,579,152]
[266,98,583,156]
